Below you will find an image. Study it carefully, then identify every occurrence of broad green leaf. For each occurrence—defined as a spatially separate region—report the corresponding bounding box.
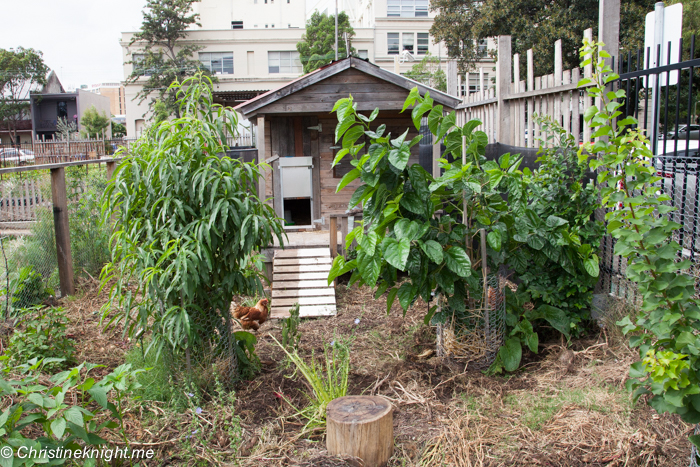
[51,418,66,438]
[336,168,361,193]
[444,246,472,277]
[383,238,411,270]
[487,230,502,251]
[420,240,443,263]
[499,337,522,372]
[584,256,599,277]
[388,146,411,170]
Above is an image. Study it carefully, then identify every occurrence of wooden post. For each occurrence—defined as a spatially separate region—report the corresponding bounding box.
[447,60,458,97]
[599,0,620,69]
[340,216,348,257]
[583,28,594,145]
[326,396,393,467]
[432,133,441,179]
[496,36,512,145]
[106,160,116,180]
[330,216,338,258]
[256,115,266,201]
[50,167,74,296]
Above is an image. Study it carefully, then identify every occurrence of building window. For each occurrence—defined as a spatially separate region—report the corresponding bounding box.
[388,33,399,55]
[478,39,488,56]
[199,52,234,74]
[132,53,151,76]
[417,33,429,55]
[231,21,243,29]
[358,49,368,59]
[272,24,275,28]
[57,101,68,119]
[388,0,428,17]
[265,24,268,28]
[402,33,414,54]
[268,51,303,74]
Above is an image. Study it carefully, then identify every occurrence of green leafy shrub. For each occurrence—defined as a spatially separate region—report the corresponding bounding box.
[6,266,53,311]
[509,116,603,325]
[101,72,284,381]
[6,307,74,370]
[577,39,700,449]
[326,89,598,373]
[0,358,145,465]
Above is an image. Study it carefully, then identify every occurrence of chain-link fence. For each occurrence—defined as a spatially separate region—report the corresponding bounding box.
[0,165,112,319]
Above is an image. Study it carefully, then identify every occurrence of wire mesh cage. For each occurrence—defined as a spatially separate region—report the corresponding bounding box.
[436,272,506,369]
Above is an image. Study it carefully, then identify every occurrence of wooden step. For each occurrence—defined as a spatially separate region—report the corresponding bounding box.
[273,279,332,289]
[270,305,337,319]
[273,264,332,274]
[275,257,333,266]
[270,247,337,319]
[274,248,330,259]
[272,288,336,298]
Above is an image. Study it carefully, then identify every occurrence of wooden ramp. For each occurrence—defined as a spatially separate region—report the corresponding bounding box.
[270,248,337,319]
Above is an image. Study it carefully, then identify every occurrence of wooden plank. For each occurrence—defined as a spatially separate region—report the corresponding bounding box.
[572,68,581,144]
[273,264,332,274]
[310,116,321,221]
[274,272,331,281]
[330,216,338,257]
[270,305,337,319]
[275,257,332,266]
[340,216,348,256]
[272,279,333,289]
[274,247,330,258]
[272,296,335,307]
[272,288,336,298]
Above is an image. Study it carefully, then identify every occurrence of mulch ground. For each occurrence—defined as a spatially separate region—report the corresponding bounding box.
[43,279,696,466]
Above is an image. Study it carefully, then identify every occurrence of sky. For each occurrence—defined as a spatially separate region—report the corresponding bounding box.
[0,0,147,90]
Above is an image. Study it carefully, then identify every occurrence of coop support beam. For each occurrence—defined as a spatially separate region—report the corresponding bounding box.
[256,115,266,202]
[106,160,117,180]
[50,167,75,296]
[327,396,393,467]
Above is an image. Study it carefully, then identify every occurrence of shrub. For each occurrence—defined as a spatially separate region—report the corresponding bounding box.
[0,358,145,464]
[5,306,75,370]
[6,265,53,312]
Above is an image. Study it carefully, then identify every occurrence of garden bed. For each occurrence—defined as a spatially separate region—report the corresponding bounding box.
[53,281,693,466]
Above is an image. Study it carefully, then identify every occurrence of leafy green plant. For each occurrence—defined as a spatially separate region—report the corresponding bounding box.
[100,72,284,379]
[6,307,74,370]
[0,358,146,466]
[7,266,53,311]
[509,115,603,323]
[326,89,588,373]
[577,39,700,448]
[271,335,349,430]
[281,303,301,352]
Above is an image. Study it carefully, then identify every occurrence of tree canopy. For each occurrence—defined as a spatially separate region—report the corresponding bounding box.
[127,0,203,118]
[80,106,111,139]
[403,53,447,92]
[430,0,655,76]
[0,47,48,143]
[297,11,356,74]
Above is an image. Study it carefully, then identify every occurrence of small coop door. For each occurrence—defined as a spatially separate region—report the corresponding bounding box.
[280,156,313,227]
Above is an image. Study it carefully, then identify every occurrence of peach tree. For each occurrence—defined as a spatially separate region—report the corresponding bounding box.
[578,39,700,448]
[100,73,284,376]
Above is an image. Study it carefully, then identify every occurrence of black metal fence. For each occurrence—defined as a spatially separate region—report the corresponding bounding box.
[596,36,700,301]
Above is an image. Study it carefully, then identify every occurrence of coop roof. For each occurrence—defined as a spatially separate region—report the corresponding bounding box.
[235,57,460,118]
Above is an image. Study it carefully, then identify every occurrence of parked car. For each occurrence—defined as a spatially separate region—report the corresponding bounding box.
[0,148,35,165]
[661,124,700,140]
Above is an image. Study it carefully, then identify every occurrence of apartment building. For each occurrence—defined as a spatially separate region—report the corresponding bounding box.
[121,0,494,136]
[89,83,126,118]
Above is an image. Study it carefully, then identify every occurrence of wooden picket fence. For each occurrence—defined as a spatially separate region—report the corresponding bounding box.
[454,29,597,148]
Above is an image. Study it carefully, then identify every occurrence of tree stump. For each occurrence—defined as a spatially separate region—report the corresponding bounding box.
[326,396,393,467]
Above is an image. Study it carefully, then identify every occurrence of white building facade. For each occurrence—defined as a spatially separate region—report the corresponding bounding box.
[121,0,494,137]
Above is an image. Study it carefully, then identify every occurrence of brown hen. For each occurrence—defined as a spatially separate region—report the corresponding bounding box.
[232,298,269,331]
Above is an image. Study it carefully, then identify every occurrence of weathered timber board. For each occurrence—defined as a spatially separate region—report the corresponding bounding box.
[272,288,336,298]
[273,272,330,281]
[273,279,332,289]
[273,264,332,274]
[274,248,330,258]
[270,305,337,319]
[272,296,336,307]
[274,257,332,266]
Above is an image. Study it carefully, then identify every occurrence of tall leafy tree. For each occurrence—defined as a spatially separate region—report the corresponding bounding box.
[80,105,111,139]
[0,47,48,144]
[430,0,655,76]
[297,11,356,74]
[127,0,203,118]
[403,53,447,91]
